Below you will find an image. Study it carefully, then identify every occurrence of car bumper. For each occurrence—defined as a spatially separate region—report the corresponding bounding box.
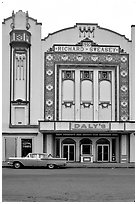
[7,161,13,166]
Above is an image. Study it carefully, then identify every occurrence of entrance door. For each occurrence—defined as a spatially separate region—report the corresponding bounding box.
[97,145,109,162]
[63,144,75,161]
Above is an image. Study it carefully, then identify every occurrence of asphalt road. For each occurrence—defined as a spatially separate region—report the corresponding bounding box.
[2,167,135,202]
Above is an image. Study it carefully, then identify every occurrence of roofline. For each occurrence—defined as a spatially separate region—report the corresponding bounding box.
[42,23,131,42]
[2,11,42,25]
[97,25,131,42]
[42,24,76,41]
[2,16,12,24]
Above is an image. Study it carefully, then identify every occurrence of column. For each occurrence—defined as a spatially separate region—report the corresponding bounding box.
[35,133,43,153]
[116,137,120,163]
[75,69,80,121]
[43,134,47,153]
[18,137,21,157]
[76,140,80,162]
[109,138,112,162]
[130,133,135,162]
[131,25,135,120]
[120,135,128,163]
[46,134,54,155]
[92,139,96,162]
[94,70,98,121]
[2,137,5,161]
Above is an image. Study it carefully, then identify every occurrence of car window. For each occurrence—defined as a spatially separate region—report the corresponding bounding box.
[39,154,44,158]
[26,154,30,158]
[31,154,37,158]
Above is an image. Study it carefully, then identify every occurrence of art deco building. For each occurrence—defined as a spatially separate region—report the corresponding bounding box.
[2,10,135,163]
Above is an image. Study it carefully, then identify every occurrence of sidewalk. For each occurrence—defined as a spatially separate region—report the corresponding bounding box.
[2,161,135,168]
[66,162,135,168]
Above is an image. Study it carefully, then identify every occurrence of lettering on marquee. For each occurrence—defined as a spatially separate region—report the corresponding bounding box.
[54,45,119,53]
[71,122,109,131]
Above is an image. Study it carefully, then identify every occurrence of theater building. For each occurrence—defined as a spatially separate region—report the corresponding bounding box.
[2,10,135,163]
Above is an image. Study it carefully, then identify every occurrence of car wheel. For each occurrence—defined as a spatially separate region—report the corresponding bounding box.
[47,164,55,169]
[13,162,21,169]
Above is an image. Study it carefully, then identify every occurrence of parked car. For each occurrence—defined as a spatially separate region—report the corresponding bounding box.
[7,153,67,169]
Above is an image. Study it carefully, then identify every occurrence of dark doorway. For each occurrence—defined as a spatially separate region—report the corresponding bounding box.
[21,139,32,157]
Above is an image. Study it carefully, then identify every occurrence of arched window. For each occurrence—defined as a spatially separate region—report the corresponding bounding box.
[96,138,110,144]
[80,138,92,155]
[62,138,75,144]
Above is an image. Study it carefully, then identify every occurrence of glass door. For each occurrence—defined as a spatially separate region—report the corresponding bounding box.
[63,144,75,161]
[97,145,103,161]
[103,145,109,161]
[97,145,109,162]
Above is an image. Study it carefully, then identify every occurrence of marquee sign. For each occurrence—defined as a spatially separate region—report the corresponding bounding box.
[71,122,109,131]
[54,45,119,53]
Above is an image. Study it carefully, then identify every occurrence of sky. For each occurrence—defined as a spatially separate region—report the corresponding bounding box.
[1,0,136,40]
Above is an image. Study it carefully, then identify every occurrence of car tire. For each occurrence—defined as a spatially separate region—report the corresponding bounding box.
[47,164,55,169]
[13,162,22,169]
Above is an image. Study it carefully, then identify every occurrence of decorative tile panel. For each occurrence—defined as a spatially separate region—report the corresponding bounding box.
[45,52,129,121]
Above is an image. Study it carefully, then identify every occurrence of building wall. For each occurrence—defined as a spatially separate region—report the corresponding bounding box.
[2,10,43,133]
[2,132,43,161]
[2,11,135,162]
[42,23,135,121]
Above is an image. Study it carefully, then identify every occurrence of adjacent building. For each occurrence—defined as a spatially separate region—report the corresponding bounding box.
[2,10,135,163]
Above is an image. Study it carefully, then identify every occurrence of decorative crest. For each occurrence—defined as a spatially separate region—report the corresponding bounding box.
[77,37,97,46]
[79,26,95,38]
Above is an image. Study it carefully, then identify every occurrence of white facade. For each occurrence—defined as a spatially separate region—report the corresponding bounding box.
[2,11,135,163]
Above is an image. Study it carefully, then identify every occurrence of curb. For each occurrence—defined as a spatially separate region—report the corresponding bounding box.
[2,162,135,168]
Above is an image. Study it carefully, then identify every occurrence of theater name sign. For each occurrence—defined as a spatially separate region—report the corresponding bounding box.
[71,122,109,131]
[39,121,135,133]
[54,45,119,53]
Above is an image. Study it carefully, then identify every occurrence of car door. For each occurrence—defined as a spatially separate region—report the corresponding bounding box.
[37,154,48,167]
[22,153,38,167]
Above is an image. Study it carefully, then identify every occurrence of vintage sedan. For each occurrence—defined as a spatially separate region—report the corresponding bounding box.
[7,153,67,169]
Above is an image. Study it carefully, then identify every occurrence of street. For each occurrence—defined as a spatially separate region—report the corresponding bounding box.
[2,167,135,202]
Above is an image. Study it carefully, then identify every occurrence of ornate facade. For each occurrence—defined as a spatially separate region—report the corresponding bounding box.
[2,11,135,163]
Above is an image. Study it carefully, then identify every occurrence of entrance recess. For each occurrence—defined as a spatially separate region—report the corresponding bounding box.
[97,144,109,162]
[63,144,75,161]
[59,67,115,121]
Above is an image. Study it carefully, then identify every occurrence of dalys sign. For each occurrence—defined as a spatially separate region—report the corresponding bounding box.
[71,122,109,131]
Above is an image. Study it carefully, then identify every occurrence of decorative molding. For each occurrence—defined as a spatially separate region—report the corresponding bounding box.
[10,34,31,126]
[11,99,29,104]
[62,70,75,81]
[26,11,30,30]
[10,11,15,30]
[45,52,129,121]
[80,71,93,81]
[79,26,95,38]
[77,38,97,46]
[98,71,111,82]
[10,30,31,47]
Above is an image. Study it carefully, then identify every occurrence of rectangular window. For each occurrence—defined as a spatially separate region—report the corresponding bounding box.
[14,107,25,125]
[82,144,91,154]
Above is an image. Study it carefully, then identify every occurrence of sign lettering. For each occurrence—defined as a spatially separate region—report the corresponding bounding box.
[71,123,109,131]
[54,45,119,53]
